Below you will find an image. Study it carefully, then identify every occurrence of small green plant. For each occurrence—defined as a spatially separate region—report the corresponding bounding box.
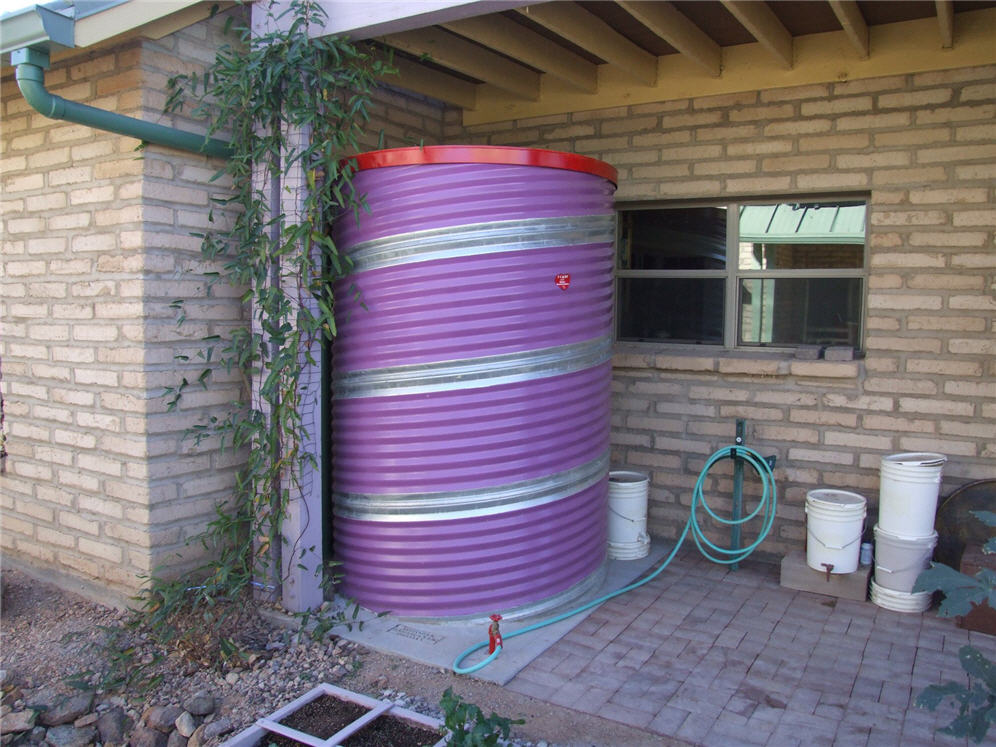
[62,623,164,694]
[439,687,525,747]
[913,509,996,743]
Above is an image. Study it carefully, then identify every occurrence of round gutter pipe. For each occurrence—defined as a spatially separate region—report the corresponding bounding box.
[11,47,232,159]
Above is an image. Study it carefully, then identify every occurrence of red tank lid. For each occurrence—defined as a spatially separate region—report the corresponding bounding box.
[349,145,617,185]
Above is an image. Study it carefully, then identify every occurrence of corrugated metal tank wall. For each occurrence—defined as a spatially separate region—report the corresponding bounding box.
[332,146,617,618]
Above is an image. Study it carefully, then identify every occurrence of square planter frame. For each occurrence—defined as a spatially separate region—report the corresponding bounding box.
[221,683,447,747]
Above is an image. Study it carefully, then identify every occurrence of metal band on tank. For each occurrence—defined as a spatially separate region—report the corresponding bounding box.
[345,214,615,273]
[333,451,609,521]
[334,335,612,399]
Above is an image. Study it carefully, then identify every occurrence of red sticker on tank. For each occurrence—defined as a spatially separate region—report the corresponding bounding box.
[555,273,571,291]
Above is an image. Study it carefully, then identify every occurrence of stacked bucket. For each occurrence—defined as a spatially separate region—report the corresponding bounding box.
[870,453,947,612]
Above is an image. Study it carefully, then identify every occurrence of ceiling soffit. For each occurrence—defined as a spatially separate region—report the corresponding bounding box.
[369,1,996,125]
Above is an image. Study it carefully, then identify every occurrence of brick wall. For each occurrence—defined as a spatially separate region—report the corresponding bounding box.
[0,14,446,601]
[445,67,995,556]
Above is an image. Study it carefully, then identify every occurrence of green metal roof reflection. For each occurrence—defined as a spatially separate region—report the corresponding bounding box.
[739,203,866,244]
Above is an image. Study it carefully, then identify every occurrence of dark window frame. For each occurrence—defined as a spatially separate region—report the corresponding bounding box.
[615,197,869,351]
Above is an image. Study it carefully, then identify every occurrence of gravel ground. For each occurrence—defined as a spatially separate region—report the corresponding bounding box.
[1,568,674,747]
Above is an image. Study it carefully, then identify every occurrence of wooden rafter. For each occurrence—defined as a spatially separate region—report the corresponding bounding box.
[443,14,598,93]
[380,27,540,100]
[722,0,793,68]
[936,0,954,48]
[618,0,721,77]
[391,56,478,110]
[517,2,657,86]
[828,0,869,59]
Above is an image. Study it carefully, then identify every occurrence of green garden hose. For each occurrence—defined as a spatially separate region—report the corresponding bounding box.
[453,445,777,675]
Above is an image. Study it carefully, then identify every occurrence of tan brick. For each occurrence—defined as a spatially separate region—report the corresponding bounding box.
[878,89,953,109]
[69,185,116,205]
[753,425,818,443]
[727,139,793,156]
[799,133,869,151]
[862,414,935,433]
[898,397,974,417]
[724,175,792,193]
[801,97,873,115]
[867,293,942,310]
[765,118,831,136]
[825,431,893,450]
[944,380,996,398]
[761,154,831,171]
[78,537,123,564]
[789,409,858,427]
[907,274,982,290]
[916,104,995,125]
[873,166,947,185]
[908,231,988,247]
[788,361,859,378]
[953,209,996,227]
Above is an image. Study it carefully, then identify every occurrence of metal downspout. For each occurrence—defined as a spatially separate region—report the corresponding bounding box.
[11,47,232,159]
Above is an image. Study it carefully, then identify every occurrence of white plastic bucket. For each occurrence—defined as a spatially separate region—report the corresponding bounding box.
[873,524,937,593]
[607,471,650,560]
[878,452,946,538]
[805,489,867,574]
[870,579,932,613]
[875,524,937,593]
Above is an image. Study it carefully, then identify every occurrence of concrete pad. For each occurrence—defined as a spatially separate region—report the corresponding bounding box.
[779,550,871,602]
[334,543,672,685]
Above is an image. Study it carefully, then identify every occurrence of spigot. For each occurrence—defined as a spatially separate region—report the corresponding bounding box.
[487,614,503,654]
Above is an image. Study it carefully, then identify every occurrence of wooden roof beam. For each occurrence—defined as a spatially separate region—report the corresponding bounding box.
[828,1,869,59]
[443,14,598,93]
[936,0,954,48]
[722,0,793,68]
[380,27,540,100]
[618,0,721,77]
[391,56,478,110]
[516,2,657,86]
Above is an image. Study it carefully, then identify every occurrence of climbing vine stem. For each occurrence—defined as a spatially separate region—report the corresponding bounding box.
[142,0,393,639]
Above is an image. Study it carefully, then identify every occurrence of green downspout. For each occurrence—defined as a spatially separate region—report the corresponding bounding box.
[12,47,232,159]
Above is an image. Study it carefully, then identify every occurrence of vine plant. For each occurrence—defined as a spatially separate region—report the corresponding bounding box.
[139,0,393,647]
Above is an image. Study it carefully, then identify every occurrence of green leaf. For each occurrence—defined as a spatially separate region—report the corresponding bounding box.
[970,510,996,528]
[959,645,996,692]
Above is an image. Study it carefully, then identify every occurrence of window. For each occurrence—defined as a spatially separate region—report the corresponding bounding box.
[616,200,866,349]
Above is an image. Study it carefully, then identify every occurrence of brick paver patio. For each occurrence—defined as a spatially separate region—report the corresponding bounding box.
[507,549,996,746]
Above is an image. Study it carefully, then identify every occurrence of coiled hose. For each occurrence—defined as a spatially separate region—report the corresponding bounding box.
[453,445,777,674]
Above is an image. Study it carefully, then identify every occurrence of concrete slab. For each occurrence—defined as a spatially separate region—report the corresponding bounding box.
[334,542,672,685]
[779,550,871,601]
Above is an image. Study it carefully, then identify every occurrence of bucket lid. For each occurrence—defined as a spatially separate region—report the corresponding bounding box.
[806,489,867,509]
[881,452,947,467]
[609,471,649,483]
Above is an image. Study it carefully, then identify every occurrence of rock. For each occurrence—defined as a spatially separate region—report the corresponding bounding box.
[43,724,98,747]
[173,712,197,739]
[72,713,97,729]
[224,672,239,685]
[129,725,168,747]
[186,724,205,747]
[0,709,36,734]
[180,691,214,718]
[96,707,126,744]
[38,692,94,727]
[0,673,9,688]
[143,705,183,734]
[166,730,188,747]
[28,726,47,744]
[201,717,232,740]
